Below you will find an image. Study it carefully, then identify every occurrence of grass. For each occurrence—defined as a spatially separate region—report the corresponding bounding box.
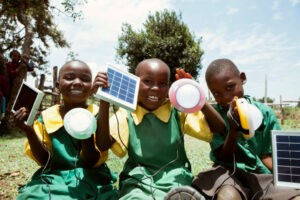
[0,131,211,200]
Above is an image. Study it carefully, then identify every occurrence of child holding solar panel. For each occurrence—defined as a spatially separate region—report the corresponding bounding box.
[13,60,118,200]
[95,58,226,199]
[189,58,300,200]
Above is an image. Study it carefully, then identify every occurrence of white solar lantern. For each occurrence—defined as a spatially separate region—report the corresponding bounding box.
[236,98,263,139]
[169,78,206,113]
[64,108,97,140]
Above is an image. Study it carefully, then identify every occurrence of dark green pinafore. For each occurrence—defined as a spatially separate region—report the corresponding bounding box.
[118,108,193,199]
[17,116,118,200]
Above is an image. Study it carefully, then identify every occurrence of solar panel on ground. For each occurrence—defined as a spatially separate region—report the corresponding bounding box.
[272,130,300,189]
[94,64,140,111]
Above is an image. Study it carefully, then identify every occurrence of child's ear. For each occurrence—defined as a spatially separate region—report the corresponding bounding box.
[240,72,247,84]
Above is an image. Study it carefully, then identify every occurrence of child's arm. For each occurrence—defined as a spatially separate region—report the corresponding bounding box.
[80,137,101,167]
[92,71,115,151]
[201,103,226,133]
[261,155,272,171]
[216,98,240,162]
[96,100,115,151]
[14,107,49,165]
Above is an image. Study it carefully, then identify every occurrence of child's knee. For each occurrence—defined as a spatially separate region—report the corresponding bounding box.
[217,185,242,200]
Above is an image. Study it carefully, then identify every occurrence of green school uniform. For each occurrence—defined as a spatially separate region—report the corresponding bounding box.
[109,100,213,199]
[118,108,192,199]
[192,96,300,199]
[210,95,281,174]
[17,105,118,200]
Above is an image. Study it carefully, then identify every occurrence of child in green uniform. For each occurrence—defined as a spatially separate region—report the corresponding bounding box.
[192,58,300,200]
[13,60,118,200]
[95,58,225,199]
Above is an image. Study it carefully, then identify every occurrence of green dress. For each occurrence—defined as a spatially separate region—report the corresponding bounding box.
[118,108,193,199]
[16,105,118,200]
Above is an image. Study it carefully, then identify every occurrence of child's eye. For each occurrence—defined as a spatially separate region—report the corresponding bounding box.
[64,75,74,80]
[159,82,168,87]
[212,92,219,97]
[81,76,92,82]
[226,84,235,91]
[143,79,153,85]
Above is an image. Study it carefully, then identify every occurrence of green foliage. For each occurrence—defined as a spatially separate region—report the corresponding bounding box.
[0,0,85,73]
[117,9,204,83]
[253,96,274,103]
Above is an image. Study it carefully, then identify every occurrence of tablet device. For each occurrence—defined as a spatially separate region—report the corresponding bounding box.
[11,81,44,126]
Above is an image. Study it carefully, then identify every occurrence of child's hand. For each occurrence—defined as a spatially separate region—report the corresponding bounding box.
[13,107,30,130]
[92,71,109,94]
[175,68,192,80]
[226,97,240,130]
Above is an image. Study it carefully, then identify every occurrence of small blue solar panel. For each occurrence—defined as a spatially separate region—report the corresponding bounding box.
[94,64,140,111]
[272,130,300,189]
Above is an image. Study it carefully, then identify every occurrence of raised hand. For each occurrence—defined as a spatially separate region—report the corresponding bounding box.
[175,68,192,80]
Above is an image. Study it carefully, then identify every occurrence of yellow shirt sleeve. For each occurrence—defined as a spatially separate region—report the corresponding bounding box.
[109,108,129,157]
[25,118,52,166]
[181,111,213,142]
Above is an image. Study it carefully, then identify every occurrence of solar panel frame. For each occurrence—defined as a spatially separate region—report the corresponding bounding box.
[272,130,300,189]
[94,64,140,111]
[11,81,44,126]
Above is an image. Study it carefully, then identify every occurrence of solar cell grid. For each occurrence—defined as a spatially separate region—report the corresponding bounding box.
[94,64,140,111]
[272,130,300,189]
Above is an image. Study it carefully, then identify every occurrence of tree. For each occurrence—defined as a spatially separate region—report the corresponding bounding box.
[254,97,274,103]
[117,9,204,83]
[0,0,85,132]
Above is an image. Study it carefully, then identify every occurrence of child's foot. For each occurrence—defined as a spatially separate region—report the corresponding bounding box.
[164,186,205,200]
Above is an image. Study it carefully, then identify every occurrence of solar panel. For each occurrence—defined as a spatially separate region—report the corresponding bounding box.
[11,81,44,126]
[272,130,300,189]
[94,64,140,111]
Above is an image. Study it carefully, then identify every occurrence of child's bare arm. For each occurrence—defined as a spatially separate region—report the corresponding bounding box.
[96,100,115,151]
[93,71,115,151]
[81,137,101,166]
[14,107,49,165]
[201,103,226,133]
[216,98,240,162]
[261,155,272,171]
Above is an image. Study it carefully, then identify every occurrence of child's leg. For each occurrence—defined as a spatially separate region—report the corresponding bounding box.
[164,186,205,200]
[217,185,242,200]
[192,165,248,199]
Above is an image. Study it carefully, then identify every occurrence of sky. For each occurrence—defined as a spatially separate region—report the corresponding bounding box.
[42,0,300,103]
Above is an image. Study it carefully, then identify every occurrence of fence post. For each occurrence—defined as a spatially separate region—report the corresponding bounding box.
[280,95,284,125]
[52,66,60,105]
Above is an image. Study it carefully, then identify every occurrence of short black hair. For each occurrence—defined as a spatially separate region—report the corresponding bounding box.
[205,58,240,82]
[58,60,90,80]
[9,50,21,58]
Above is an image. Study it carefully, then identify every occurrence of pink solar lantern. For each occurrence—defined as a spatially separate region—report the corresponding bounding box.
[169,78,205,113]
